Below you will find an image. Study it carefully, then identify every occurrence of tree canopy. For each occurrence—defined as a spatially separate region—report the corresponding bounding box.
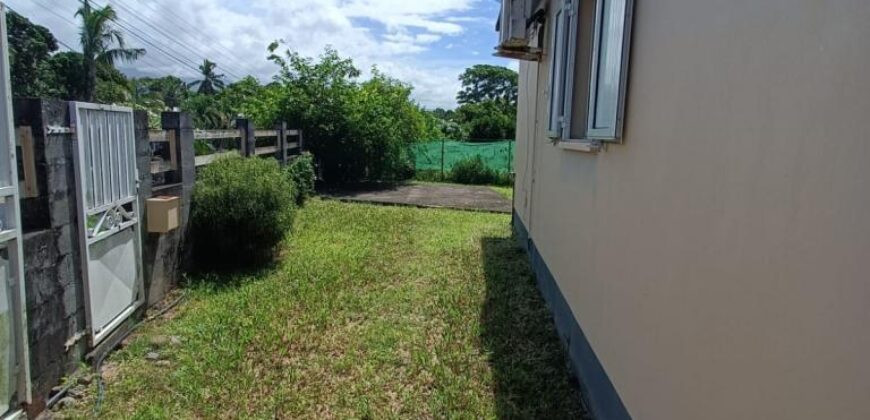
[6,10,58,98]
[421,64,519,141]
[456,64,518,106]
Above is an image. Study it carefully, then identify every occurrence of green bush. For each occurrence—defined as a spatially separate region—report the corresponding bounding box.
[413,169,447,183]
[193,139,215,156]
[192,156,295,270]
[448,156,510,186]
[285,152,316,204]
[259,45,424,183]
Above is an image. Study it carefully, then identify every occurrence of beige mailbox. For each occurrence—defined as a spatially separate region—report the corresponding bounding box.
[146,196,180,233]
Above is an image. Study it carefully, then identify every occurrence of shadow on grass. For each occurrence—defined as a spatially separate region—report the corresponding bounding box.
[480,236,589,419]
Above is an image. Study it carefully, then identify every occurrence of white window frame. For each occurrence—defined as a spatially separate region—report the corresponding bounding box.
[546,0,572,139]
[548,0,634,144]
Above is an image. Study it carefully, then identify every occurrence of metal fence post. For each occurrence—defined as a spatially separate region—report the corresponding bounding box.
[507,140,513,173]
[440,138,445,180]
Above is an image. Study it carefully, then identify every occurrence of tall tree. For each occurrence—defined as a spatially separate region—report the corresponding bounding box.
[149,76,188,108]
[190,59,226,95]
[6,10,58,97]
[456,64,518,106]
[45,52,87,100]
[75,0,144,101]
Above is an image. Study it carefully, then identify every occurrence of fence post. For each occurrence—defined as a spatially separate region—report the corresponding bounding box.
[150,112,195,302]
[298,129,304,152]
[440,138,445,180]
[236,118,255,157]
[507,140,513,173]
[161,112,195,185]
[276,121,288,165]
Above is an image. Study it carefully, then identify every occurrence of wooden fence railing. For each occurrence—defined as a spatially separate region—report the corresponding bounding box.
[149,119,303,188]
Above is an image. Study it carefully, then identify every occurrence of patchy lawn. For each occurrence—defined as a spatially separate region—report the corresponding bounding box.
[489,185,513,201]
[62,199,583,419]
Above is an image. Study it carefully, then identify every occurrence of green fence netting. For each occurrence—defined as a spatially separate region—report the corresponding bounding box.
[410,140,515,174]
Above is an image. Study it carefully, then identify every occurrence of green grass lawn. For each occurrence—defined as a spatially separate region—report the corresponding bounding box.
[489,185,513,201]
[63,199,583,419]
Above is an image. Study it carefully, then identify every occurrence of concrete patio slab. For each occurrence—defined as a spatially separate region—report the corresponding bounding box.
[322,182,512,213]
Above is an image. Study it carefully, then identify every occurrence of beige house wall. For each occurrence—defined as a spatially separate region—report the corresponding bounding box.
[514,0,870,418]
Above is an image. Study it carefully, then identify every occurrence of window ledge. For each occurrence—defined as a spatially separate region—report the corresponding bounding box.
[557,140,601,154]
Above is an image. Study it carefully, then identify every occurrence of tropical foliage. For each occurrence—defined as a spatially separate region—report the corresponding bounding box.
[233,43,428,182]
[75,0,145,101]
[189,59,225,95]
[6,5,518,181]
[422,65,518,141]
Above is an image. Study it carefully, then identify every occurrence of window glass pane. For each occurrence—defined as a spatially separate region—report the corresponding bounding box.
[591,0,626,132]
[548,9,565,134]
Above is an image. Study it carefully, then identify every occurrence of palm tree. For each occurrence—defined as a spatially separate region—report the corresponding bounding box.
[128,78,162,110]
[189,59,226,95]
[152,76,188,109]
[76,0,145,102]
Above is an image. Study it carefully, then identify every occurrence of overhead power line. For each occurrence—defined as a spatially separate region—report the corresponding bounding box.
[6,3,77,51]
[110,0,247,80]
[25,0,173,71]
[28,0,244,83]
[28,0,197,76]
[88,0,209,75]
[132,0,251,76]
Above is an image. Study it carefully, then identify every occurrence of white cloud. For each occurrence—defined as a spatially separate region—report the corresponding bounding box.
[8,0,493,109]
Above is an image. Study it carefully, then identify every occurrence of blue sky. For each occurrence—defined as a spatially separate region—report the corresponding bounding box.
[8,0,516,109]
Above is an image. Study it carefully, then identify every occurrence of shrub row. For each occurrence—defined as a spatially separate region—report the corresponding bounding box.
[191,153,315,271]
[414,156,512,186]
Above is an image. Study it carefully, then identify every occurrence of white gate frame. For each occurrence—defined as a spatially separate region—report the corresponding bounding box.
[0,3,32,416]
[69,102,144,346]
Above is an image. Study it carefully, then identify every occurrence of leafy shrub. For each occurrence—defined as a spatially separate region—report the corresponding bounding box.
[261,45,424,183]
[413,169,447,183]
[285,152,316,204]
[192,156,295,270]
[193,139,214,156]
[449,156,496,185]
[455,101,516,141]
[448,156,513,186]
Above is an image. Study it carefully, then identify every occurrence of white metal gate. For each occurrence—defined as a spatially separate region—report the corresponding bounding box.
[70,102,143,346]
[0,4,31,417]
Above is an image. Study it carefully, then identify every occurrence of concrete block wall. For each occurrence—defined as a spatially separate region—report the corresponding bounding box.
[140,112,195,305]
[14,99,87,409]
[11,100,195,410]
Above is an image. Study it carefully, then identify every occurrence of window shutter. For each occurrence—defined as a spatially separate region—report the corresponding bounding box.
[547,0,571,138]
[587,0,634,141]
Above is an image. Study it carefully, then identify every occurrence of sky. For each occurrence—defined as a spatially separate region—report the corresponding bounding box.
[7,0,518,109]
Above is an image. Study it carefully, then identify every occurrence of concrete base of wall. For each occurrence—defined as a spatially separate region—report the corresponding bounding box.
[513,211,631,420]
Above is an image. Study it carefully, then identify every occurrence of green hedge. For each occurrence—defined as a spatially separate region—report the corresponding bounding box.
[285,152,316,204]
[449,156,512,186]
[192,156,295,270]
